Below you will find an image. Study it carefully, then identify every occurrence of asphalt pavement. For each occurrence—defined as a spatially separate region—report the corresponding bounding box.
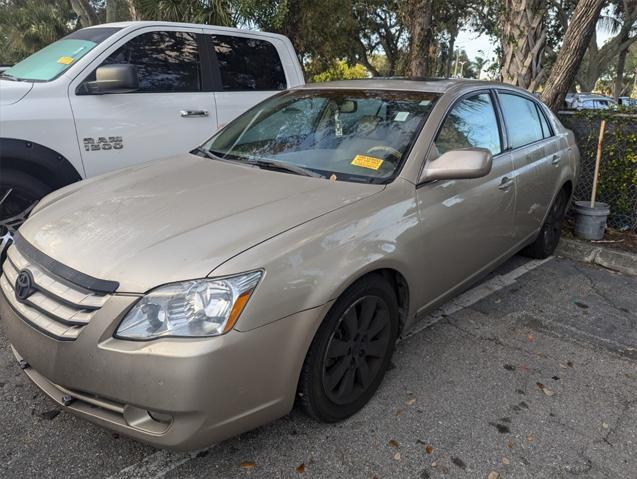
[1,256,636,478]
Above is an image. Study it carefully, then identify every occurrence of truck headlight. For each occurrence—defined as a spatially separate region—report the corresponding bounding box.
[115,271,261,340]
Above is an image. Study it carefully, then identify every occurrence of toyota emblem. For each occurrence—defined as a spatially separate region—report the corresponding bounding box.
[15,269,36,302]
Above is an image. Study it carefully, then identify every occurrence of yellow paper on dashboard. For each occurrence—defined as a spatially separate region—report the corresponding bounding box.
[57,56,74,65]
[351,155,384,170]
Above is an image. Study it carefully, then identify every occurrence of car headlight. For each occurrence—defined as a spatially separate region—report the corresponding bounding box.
[115,271,262,340]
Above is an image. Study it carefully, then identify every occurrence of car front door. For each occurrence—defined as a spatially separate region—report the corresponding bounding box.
[69,27,217,177]
[415,91,517,310]
[497,91,559,239]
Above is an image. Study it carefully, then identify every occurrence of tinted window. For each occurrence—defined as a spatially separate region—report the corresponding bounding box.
[536,104,552,138]
[99,31,201,92]
[499,93,544,148]
[435,93,501,156]
[211,35,286,91]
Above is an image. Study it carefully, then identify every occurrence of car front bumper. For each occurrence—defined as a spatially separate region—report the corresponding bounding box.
[0,289,329,450]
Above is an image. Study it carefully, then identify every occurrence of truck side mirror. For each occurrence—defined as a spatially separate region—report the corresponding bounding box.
[81,64,139,94]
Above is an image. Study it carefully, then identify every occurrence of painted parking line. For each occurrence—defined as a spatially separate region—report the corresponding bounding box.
[108,256,552,478]
[106,448,211,479]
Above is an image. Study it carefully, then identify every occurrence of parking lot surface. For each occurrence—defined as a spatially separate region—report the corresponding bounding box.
[1,256,636,478]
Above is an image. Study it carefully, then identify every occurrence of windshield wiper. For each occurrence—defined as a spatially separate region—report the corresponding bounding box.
[244,158,324,178]
[0,72,19,81]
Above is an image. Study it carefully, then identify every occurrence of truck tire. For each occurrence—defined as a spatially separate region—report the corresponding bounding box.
[1,170,51,262]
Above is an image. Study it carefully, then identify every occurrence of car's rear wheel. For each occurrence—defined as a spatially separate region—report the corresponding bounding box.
[298,275,399,422]
[522,188,569,259]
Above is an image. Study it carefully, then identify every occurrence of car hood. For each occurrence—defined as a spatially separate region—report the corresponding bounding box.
[0,79,33,106]
[20,154,384,292]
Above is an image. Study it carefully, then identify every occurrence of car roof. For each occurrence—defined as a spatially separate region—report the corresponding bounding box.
[296,78,534,95]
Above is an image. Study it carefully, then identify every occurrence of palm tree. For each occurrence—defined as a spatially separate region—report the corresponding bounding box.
[132,0,233,25]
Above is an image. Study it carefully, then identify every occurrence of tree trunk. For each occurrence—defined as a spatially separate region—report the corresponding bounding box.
[614,44,629,99]
[541,0,606,112]
[106,0,120,23]
[406,0,435,77]
[69,0,99,27]
[125,0,143,21]
[500,0,547,91]
[446,32,456,77]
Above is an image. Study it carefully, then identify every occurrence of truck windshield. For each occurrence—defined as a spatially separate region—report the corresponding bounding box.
[203,89,439,184]
[2,27,120,82]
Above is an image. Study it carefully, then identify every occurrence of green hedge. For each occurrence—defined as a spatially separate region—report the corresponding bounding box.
[558,111,637,232]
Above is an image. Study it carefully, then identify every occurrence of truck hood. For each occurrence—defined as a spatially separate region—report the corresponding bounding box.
[0,79,33,106]
[20,154,384,292]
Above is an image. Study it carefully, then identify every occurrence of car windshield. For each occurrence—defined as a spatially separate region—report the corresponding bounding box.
[2,27,120,82]
[203,89,439,183]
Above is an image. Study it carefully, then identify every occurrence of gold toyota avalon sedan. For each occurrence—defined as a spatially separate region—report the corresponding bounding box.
[0,79,578,449]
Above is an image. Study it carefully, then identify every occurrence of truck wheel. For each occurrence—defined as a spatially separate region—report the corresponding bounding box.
[1,170,51,261]
[298,274,399,422]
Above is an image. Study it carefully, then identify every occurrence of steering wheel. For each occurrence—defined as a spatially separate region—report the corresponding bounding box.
[365,145,402,162]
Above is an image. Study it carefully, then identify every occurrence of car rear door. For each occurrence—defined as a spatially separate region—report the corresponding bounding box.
[201,32,293,127]
[68,26,217,177]
[415,91,517,307]
[497,91,561,239]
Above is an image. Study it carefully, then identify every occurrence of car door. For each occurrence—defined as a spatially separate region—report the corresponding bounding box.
[497,91,559,239]
[69,27,217,177]
[415,91,517,309]
[204,33,289,127]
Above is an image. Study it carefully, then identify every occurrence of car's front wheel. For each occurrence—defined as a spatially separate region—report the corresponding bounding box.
[298,274,399,422]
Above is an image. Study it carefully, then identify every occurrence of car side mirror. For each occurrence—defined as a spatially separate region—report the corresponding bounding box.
[82,64,138,94]
[420,147,492,183]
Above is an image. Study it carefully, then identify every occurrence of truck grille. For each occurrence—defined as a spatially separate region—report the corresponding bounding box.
[0,244,111,341]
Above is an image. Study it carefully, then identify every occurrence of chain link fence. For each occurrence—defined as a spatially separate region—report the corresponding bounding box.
[558,111,637,233]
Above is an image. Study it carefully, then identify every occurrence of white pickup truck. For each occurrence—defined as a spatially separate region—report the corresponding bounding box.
[0,21,304,243]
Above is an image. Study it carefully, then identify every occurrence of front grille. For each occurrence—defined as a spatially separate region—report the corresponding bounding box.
[0,244,111,340]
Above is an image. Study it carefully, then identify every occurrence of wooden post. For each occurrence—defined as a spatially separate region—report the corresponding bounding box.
[590,119,606,208]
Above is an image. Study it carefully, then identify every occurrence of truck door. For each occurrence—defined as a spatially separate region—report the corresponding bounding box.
[68,26,217,177]
[203,33,290,126]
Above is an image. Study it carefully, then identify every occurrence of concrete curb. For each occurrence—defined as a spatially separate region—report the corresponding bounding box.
[556,237,637,276]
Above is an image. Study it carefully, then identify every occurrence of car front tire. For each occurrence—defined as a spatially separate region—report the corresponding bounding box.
[298,274,399,422]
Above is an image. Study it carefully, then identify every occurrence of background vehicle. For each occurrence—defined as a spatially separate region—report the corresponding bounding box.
[565,92,617,110]
[0,79,579,449]
[0,21,304,242]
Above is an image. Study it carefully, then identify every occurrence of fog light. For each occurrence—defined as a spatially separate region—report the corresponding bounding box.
[148,411,173,423]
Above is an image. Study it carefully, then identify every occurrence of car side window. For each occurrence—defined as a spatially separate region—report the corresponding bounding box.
[434,93,501,156]
[211,35,287,91]
[499,93,545,148]
[535,104,552,139]
[96,31,201,92]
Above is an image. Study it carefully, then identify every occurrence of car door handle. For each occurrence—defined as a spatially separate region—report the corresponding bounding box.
[498,177,514,190]
[551,154,561,165]
[180,110,209,118]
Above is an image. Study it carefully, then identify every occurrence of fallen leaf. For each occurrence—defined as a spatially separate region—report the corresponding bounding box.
[296,463,305,473]
[527,334,534,342]
[431,461,437,467]
[502,457,510,465]
[388,439,399,448]
[567,361,574,367]
[329,174,337,181]
[488,472,500,479]
[425,445,433,454]
[602,422,609,429]
[543,387,554,397]
[527,433,534,443]
[393,452,401,461]
[406,398,416,406]
[559,363,568,369]
[395,408,405,416]
[507,441,513,449]
[495,298,501,304]
[240,461,256,469]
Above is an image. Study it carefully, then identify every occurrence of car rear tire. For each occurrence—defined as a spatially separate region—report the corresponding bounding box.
[298,274,399,422]
[522,189,569,259]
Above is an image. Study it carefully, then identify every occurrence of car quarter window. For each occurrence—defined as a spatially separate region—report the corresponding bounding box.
[210,35,287,91]
[498,92,545,148]
[535,104,552,138]
[95,30,201,92]
[434,93,502,156]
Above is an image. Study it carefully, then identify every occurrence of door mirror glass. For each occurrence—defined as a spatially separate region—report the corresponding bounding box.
[420,148,492,182]
[84,64,138,94]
